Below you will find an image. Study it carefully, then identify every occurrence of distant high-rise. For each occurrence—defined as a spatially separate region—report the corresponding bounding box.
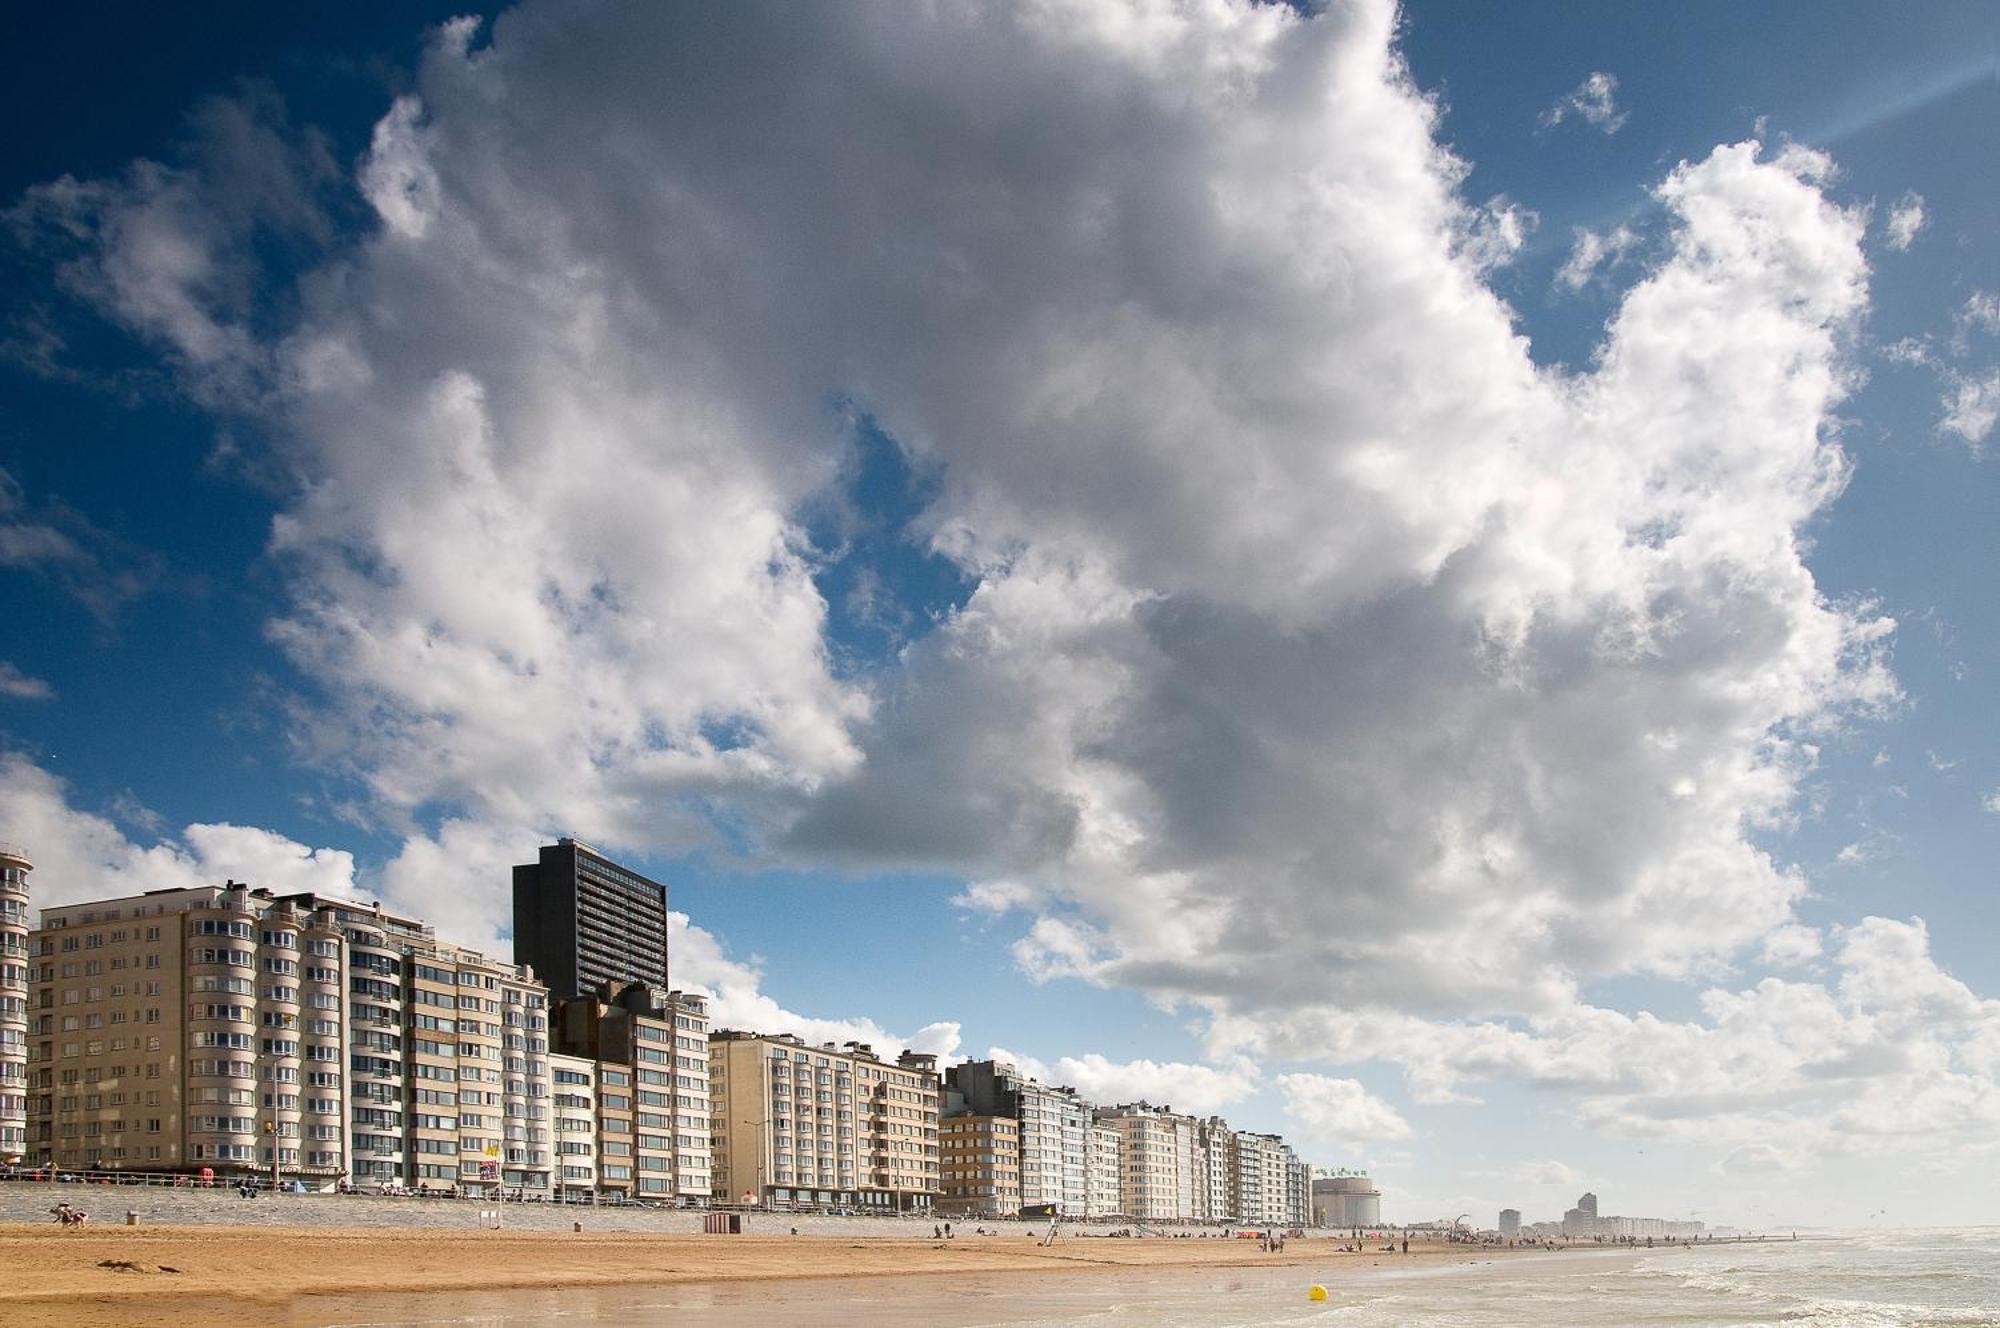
[512,840,669,999]
[1499,1208,1522,1238]
[1577,1191,1598,1218]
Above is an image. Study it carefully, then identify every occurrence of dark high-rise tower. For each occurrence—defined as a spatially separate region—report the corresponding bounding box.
[511,839,669,999]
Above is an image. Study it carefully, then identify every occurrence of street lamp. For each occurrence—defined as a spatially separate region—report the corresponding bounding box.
[262,1010,296,1192]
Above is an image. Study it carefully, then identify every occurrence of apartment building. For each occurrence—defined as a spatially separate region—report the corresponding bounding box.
[1192,1116,1236,1222]
[710,1032,939,1211]
[936,1113,1020,1216]
[0,845,30,1165]
[280,892,555,1198]
[1286,1152,1311,1228]
[550,1052,597,1200]
[944,1059,1089,1215]
[552,980,712,1202]
[1096,1101,1198,1222]
[22,879,555,1196]
[1233,1131,1300,1227]
[28,884,350,1178]
[1085,1120,1123,1218]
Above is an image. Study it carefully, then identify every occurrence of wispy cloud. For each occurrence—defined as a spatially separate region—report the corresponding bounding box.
[1555,224,1639,291]
[0,468,162,623]
[0,661,54,700]
[1540,72,1628,134]
[1883,192,1927,251]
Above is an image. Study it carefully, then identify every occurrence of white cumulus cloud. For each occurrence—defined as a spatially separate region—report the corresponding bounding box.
[1278,1073,1414,1149]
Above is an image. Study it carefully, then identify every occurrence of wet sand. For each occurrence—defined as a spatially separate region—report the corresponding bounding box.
[0,1224,1532,1326]
[309,1247,1653,1328]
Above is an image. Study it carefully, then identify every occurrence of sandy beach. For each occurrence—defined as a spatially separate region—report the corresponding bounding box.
[0,1222,1543,1326]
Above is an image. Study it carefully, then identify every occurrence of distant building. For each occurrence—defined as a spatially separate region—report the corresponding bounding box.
[1312,1172,1383,1228]
[512,839,669,1000]
[1563,1189,1602,1237]
[1499,1208,1521,1238]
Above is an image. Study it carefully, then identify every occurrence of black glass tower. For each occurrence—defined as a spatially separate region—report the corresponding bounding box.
[511,839,669,999]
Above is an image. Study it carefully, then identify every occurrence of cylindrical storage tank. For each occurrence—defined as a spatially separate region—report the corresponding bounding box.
[1315,1175,1383,1228]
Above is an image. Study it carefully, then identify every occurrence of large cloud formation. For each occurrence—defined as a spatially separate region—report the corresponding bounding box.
[9,0,1963,1165]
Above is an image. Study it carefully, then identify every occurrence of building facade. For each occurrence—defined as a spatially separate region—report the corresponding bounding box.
[710,1032,939,1211]
[1192,1117,1235,1222]
[1097,1102,1197,1221]
[1085,1121,1123,1217]
[551,981,712,1202]
[937,1113,1020,1216]
[28,884,350,1180]
[25,882,553,1197]
[550,1052,597,1200]
[282,891,555,1198]
[1233,1131,1308,1227]
[0,845,30,1165]
[945,1059,1089,1215]
[512,840,669,1001]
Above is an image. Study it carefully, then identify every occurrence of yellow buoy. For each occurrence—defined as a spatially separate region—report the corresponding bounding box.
[1308,1284,1329,1301]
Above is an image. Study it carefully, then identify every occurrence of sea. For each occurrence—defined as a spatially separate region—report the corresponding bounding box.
[308,1228,2000,1327]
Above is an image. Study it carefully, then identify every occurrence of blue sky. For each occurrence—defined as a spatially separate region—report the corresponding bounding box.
[1,1,1996,1229]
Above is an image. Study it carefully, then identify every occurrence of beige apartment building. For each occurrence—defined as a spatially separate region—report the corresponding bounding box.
[1096,1101,1197,1222]
[28,884,350,1178]
[0,845,31,1165]
[279,891,555,1198]
[937,1113,1019,1216]
[24,881,553,1196]
[553,980,712,1203]
[710,1032,939,1211]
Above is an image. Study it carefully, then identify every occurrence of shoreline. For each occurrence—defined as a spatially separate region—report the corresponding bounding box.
[0,1222,1608,1326]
